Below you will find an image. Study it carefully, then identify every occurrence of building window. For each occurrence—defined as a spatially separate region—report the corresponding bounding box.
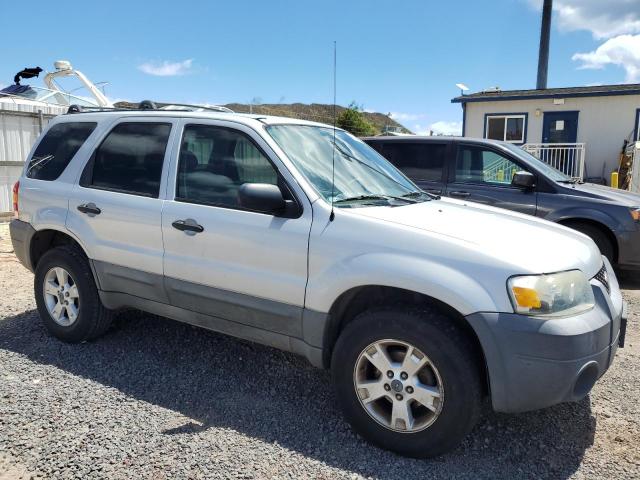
[635,108,640,142]
[485,114,526,143]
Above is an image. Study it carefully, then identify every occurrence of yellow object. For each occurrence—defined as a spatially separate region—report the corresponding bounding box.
[497,170,504,182]
[631,209,640,222]
[611,171,619,189]
[512,287,542,309]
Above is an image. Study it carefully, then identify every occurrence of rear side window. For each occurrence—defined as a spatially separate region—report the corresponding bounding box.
[81,122,171,198]
[381,143,446,182]
[26,122,96,180]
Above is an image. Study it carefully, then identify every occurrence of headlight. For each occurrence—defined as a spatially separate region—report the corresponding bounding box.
[630,208,640,222]
[507,270,595,317]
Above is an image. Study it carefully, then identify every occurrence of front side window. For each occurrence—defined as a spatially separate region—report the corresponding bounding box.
[83,122,171,197]
[485,115,526,143]
[266,125,426,207]
[381,143,446,182]
[456,146,522,185]
[177,125,279,207]
[26,122,96,180]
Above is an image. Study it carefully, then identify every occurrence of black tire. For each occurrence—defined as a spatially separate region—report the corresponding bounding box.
[331,307,482,458]
[34,245,113,342]
[568,222,615,263]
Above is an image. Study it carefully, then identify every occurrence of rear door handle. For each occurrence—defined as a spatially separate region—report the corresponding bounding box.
[449,191,470,198]
[172,219,204,233]
[425,188,442,195]
[77,203,101,215]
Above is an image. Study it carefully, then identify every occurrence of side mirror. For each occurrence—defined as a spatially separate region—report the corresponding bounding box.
[238,183,286,214]
[512,171,536,189]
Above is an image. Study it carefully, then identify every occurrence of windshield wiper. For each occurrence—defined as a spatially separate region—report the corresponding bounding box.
[334,194,416,205]
[557,178,583,184]
[402,190,440,200]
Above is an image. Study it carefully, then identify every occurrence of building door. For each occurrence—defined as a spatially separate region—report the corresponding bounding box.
[542,111,579,176]
[542,111,578,143]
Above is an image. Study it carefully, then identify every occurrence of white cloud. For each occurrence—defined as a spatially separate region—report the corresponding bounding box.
[572,34,640,82]
[413,121,462,136]
[528,0,640,39]
[138,59,194,77]
[390,112,427,122]
[527,1,640,83]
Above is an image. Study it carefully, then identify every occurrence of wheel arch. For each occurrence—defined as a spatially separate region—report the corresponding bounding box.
[322,285,489,395]
[557,217,618,262]
[30,228,91,271]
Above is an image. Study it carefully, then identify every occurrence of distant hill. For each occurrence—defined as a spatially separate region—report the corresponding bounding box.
[113,101,412,135]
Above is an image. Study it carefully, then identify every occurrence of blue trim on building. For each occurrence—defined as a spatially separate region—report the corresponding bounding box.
[462,103,466,137]
[452,88,640,104]
[634,108,640,142]
[483,112,529,145]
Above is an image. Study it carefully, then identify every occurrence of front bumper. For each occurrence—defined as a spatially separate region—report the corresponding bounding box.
[467,258,626,413]
[616,225,640,270]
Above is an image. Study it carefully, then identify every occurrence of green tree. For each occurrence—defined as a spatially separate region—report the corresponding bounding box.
[336,102,378,137]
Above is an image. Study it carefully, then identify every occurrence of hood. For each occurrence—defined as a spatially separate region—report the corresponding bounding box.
[562,182,640,207]
[352,198,602,277]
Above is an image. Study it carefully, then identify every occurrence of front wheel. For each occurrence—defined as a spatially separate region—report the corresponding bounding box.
[331,307,483,458]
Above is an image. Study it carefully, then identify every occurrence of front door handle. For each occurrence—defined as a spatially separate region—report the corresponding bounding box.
[77,203,101,215]
[172,219,204,233]
[449,191,470,198]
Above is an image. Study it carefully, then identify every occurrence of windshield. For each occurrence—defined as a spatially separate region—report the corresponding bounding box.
[266,125,426,206]
[501,143,571,182]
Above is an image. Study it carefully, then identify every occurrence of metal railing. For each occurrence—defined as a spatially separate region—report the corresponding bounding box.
[483,158,519,183]
[522,143,586,179]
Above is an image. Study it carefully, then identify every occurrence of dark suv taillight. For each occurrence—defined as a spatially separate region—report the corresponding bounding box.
[12,181,19,217]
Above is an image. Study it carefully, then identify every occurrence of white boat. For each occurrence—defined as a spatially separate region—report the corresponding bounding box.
[0,61,111,214]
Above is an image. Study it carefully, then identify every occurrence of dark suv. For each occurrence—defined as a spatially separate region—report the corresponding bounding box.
[364,136,640,270]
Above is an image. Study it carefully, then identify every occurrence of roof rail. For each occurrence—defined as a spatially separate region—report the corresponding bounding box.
[66,100,235,114]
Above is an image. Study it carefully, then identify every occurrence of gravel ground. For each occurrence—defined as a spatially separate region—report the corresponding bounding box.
[0,222,639,479]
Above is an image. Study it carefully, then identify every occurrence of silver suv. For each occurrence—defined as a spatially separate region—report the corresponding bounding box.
[10,108,627,457]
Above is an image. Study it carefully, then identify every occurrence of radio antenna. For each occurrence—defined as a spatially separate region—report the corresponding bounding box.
[330,40,337,222]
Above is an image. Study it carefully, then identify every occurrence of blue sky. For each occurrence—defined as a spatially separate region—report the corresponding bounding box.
[1,0,639,134]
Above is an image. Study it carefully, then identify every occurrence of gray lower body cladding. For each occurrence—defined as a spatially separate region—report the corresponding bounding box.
[93,260,326,368]
[9,219,36,272]
[466,288,625,413]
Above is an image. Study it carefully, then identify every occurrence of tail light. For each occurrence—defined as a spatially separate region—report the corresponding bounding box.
[12,181,19,217]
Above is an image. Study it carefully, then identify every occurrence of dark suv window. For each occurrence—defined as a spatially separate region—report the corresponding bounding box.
[82,122,171,198]
[455,145,522,185]
[177,125,279,208]
[380,142,446,182]
[26,122,96,181]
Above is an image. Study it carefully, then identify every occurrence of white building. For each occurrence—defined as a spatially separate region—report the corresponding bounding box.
[453,84,640,183]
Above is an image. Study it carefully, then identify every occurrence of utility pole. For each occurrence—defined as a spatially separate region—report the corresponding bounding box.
[536,0,553,90]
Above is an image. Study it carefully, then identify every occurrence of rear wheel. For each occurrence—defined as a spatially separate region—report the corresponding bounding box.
[331,307,482,458]
[34,245,113,342]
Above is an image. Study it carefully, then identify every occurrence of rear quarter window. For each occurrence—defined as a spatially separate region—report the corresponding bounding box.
[26,122,97,180]
[380,142,447,182]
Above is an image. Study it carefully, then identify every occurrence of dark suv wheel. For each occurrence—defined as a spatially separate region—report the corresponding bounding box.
[34,245,113,342]
[331,307,482,458]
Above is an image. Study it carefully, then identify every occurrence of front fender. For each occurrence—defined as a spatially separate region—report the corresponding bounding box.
[543,206,622,233]
[305,252,504,316]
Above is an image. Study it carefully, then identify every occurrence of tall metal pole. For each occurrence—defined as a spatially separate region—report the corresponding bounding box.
[536,0,553,90]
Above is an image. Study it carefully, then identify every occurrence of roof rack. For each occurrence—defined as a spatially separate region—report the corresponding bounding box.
[66,100,234,114]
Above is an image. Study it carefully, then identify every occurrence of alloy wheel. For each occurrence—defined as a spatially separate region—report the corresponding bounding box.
[43,267,80,327]
[353,339,444,433]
